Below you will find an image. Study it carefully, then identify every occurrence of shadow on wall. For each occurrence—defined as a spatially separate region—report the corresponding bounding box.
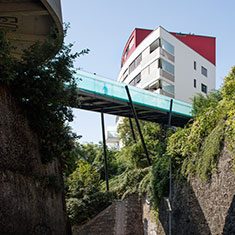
[158,180,212,235]
[223,195,235,234]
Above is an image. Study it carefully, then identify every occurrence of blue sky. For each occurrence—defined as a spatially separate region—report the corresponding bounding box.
[61,0,235,144]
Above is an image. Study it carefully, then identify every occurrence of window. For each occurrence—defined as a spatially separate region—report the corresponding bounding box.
[161,80,175,95]
[130,73,141,86]
[162,39,175,55]
[135,54,142,67]
[201,66,207,77]
[194,79,197,88]
[129,37,134,49]
[123,68,128,81]
[161,59,174,75]
[201,83,207,93]
[150,38,161,53]
[129,61,135,74]
[128,54,142,74]
[124,37,134,59]
[194,61,196,70]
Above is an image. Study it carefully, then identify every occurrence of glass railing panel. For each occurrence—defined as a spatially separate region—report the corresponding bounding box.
[76,70,192,118]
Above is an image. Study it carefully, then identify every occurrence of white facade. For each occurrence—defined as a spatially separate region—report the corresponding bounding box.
[117,26,216,104]
[106,126,120,150]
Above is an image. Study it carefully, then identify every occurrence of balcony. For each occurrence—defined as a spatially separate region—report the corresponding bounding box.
[138,68,160,88]
[141,47,160,69]
[0,0,63,58]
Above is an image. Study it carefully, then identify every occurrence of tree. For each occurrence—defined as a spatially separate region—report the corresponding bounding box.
[191,90,222,117]
[0,28,89,167]
[117,118,167,168]
[65,146,117,225]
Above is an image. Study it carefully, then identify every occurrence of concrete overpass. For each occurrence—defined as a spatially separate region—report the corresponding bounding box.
[0,0,63,58]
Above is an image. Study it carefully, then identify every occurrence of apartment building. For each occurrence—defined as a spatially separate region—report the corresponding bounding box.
[107,26,216,148]
[117,26,216,103]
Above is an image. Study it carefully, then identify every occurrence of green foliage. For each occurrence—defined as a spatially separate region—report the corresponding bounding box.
[67,160,101,198]
[92,143,120,180]
[151,156,170,208]
[107,167,151,199]
[138,170,152,196]
[66,159,111,225]
[0,28,89,167]
[167,67,235,179]
[168,107,226,180]
[116,118,172,208]
[65,143,118,224]
[221,66,235,156]
[191,90,222,117]
[66,191,114,225]
[117,119,166,168]
[195,119,225,180]
[73,142,120,180]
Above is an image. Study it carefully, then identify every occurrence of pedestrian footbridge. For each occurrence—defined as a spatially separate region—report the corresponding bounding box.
[75,70,192,127]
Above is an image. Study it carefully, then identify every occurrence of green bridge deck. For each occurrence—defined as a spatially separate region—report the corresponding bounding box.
[75,70,192,127]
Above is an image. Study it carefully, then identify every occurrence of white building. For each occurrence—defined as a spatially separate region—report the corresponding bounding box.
[106,126,120,150]
[108,26,216,147]
[117,26,216,103]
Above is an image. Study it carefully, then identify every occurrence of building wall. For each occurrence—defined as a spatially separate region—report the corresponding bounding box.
[121,29,152,67]
[0,85,70,235]
[73,195,143,235]
[160,27,216,103]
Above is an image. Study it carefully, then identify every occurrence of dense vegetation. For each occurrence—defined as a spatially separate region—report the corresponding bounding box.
[0,28,88,168]
[65,121,167,224]
[168,67,235,180]
[66,67,235,224]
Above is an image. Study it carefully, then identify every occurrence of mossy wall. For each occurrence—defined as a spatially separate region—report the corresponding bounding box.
[0,85,70,235]
[143,145,235,235]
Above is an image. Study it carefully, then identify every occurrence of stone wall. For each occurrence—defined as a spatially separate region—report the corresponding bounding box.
[0,86,70,235]
[143,145,235,235]
[73,195,144,235]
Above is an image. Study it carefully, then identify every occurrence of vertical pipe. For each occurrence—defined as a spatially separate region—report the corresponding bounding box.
[125,85,151,166]
[166,99,173,235]
[129,117,136,143]
[101,112,109,191]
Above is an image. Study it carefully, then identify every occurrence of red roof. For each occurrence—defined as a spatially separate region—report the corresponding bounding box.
[170,32,216,65]
[121,28,216,67]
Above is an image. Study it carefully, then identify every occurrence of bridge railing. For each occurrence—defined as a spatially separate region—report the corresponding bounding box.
[76,70,192,118]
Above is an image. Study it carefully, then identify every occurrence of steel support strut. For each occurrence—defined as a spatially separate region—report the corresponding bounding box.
[128,117,137,143]
[166,99,173,235]
[101,112,109,191]
[125,85,151,166]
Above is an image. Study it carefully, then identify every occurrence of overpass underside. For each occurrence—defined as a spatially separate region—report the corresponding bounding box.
[0,0,62,58]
